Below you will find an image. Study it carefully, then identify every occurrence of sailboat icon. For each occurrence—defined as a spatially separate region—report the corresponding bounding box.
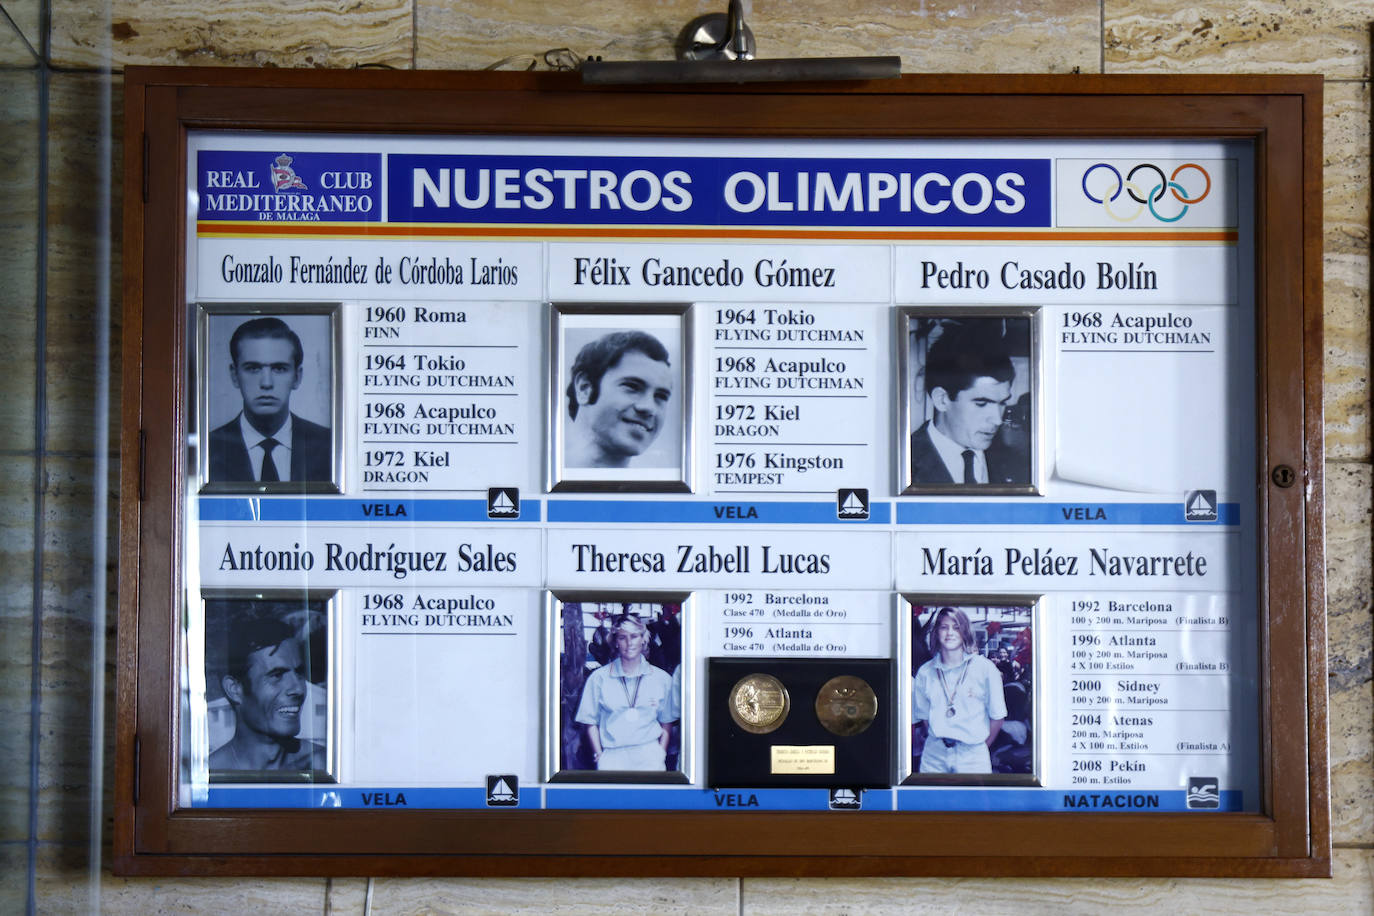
[829,788,861,809]
[1184,489,1217,522]
[486,774,519,806]
[487,487,519,518]
[837,489,869,520]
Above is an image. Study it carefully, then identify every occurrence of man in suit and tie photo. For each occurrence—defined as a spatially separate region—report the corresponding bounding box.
[909,319,1030,489]
[208,316,333,486]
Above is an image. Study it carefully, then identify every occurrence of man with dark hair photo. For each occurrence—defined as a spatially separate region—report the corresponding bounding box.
[910,319,1029,487]
[208,315,332,484]
[208,606,327,776]
[564,330,674,469]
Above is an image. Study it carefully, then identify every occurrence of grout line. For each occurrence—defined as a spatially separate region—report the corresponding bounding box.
[1099,0,1105,74]
[86,0,113,907]
[25,3,51,913]
[0,448,119,458]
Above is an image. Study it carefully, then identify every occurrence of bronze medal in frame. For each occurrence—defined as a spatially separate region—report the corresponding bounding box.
[814,675,878,737]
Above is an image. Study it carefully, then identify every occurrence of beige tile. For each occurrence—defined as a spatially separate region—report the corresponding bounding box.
[1,0,42,53]
[327,877,371,914]
[742,847,1373,914]
[1325,83,1371,461]
[0,842,27,915]
[34,618,100,845]
[50,0,413,69]
[33,454,115,845]
[0,6,38,67]
[35,845,329,914]
[1326,462,1372,845]
[0,618,33,845]
[0,68,40,456]
[40,456,116,611]
[416,0,1100,74]
[1326,462,1372,662]
[370,876,738,915]
[45,73,122,457]
[0,452,36,618]
[1104,1,1374,78]
[1321,463,1372,844]
[1326,83,1369,256]
[0,446,36,844]
[1326,251,1370,462]
[1330,672,1373,846]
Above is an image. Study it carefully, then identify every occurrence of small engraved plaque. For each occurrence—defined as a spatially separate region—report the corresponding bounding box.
[729,673,790,734]
[771,746,836,775]
[815,675,879,736]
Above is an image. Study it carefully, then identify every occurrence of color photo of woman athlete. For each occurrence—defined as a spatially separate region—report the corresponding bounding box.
[908,602,1035,782]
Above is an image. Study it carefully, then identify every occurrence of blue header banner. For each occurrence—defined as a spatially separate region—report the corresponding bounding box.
[386,154,1052,228]
[547,499,891,525]
[197,150,383,222]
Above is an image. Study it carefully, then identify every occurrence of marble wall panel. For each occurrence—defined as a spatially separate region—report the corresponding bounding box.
[740,847,1374,914]
[41,851,328,914]
[1324,82,1371,461]
[415,0,1100,74]
[1325,461,1374,844]
[0,842,28,916]
[1327,462,1373,667]
[326,877,371,914]
[1326,253,1370,462]
[0,1,41,51]
[0,452,36,619]
[0,6,38,67]
[0,456,36,846]
[1104,1,1374,78]
[45,73,122,457]
[0,616,33,845]
[35,455,114,844]
[49,0,414,69]
[1330,676,1374,846]
[1326,83,1370,256]
[369,876,738,915]
[0,69,40,456]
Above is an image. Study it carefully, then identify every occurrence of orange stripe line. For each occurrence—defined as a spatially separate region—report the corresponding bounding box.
[197,222,1238,243]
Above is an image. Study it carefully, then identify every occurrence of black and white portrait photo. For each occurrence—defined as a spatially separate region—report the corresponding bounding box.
[200,306,340,492]
[552,596,687,782]
[203,593,335,782]
[550,306,691,492]
[899,308,1039,494]
[905,598,1037,784]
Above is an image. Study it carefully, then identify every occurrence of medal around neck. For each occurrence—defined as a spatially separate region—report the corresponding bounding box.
[815,675,879,736]
[728,673,790,734]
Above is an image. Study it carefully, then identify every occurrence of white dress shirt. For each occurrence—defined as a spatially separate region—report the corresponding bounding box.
[238,412,294,481]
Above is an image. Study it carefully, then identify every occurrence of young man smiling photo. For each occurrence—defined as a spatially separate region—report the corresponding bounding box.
[564,329,675,469]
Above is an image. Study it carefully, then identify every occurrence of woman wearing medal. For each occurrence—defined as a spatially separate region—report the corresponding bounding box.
[574,614,676,771]
[911,607,1007,774]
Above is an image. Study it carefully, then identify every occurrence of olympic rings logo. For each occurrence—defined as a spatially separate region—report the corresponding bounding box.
[1081,162,1211,223]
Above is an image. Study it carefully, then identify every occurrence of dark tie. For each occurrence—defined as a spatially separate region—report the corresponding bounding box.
[259,438,281,482]
[961,449,976,484]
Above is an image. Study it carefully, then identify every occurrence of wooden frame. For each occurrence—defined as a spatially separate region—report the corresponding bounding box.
[117,67,1327,877]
